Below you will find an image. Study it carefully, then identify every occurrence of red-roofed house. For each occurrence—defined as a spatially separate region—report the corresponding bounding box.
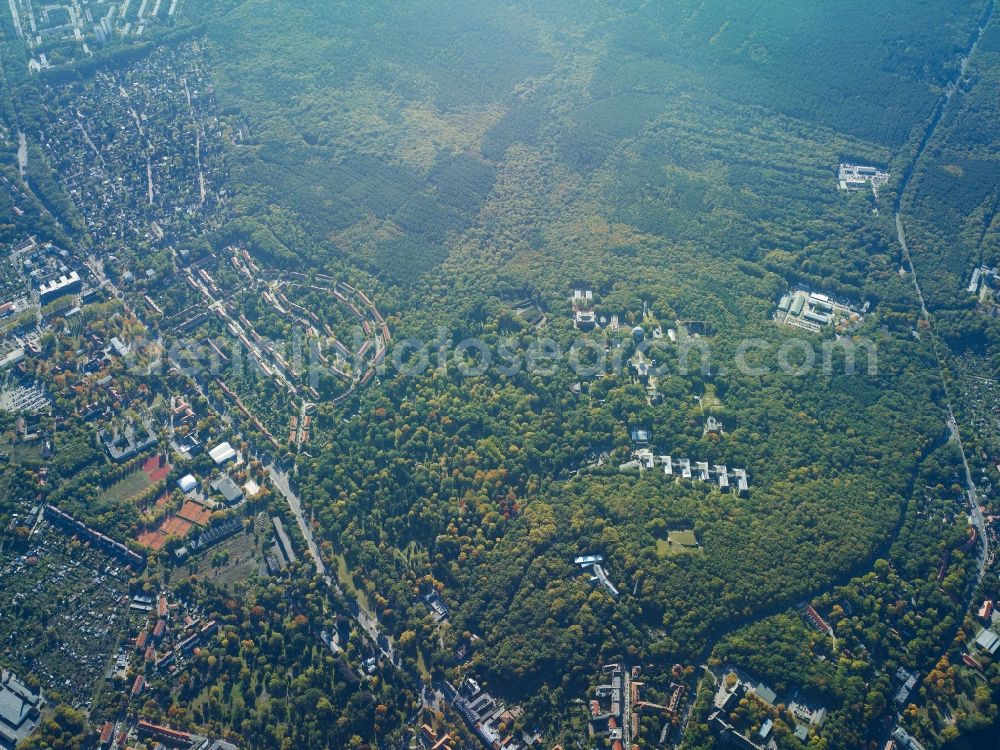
[420,724,435,743]
[963,653,984,671]
[136,720,191,745]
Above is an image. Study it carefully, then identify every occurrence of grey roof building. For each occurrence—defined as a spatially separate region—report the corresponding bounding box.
[753,682,777,706]
[211,474,244,505]
[0,669,44,750]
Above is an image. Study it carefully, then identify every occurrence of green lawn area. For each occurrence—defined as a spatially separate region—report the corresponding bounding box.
[702,383,722,410]
[0,432,42,465]
[657,530,702,556]
[99,469,152,504]
[336,552,372,614]
[11,442,41,464]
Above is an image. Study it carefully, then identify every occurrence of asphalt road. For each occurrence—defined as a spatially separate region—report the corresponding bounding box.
[266,464,397,665]
[898,213,989,584]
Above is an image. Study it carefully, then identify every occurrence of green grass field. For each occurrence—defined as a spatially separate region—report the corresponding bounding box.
[98,470,152,504]
[657,530,702,556]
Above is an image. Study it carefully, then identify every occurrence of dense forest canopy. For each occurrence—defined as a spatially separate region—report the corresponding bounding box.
[205,0,987,295]
[2,0,1000,748]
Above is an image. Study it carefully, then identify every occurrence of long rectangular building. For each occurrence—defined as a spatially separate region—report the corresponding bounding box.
[44,505,145,568]
[271,517,297,566]
[38,271,81,301]
[137,720,192,746]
